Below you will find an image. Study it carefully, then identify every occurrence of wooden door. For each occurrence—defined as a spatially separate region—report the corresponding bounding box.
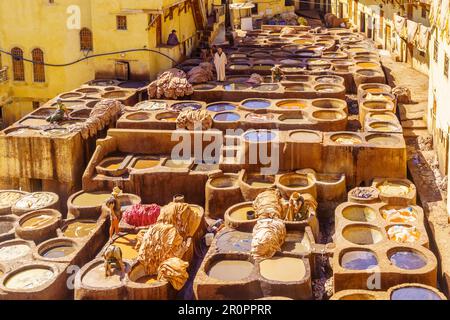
[115,61,129,81]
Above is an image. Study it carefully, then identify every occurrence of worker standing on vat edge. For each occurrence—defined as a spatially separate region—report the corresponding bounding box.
[214,47,227,82]
[106,186,123,239]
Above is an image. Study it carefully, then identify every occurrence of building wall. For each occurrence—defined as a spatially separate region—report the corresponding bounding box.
[334,0,430,75]
[0,0,207,126]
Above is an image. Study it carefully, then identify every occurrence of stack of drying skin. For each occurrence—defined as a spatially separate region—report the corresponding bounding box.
[250,189,316,258]
[137,201,201,290]
[246,73,264,85]
[147,68,194,99]
[176,109,213,130]
[67,99,124,139]
[187,62,214,84]
[280,26,297,36]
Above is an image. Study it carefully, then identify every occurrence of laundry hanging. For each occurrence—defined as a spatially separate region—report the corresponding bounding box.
[394,15,407,39]
[430,0,442,28]
[406,20,419,44]
[417,24,430,52]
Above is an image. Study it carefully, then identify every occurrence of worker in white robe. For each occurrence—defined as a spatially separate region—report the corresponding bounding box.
[214,47,227,82]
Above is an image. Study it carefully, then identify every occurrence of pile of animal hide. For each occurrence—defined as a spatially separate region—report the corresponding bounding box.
[252,189,285,219]
[157,257,189,290]
[324,13,347,28]
[392,86,412,104]
[137,223,189,276]
[157,201,201,238]
[122,204,161,227]
[251,218,286,258]
[136,200,203,290]
[187,62,214,84]
[67,99,123,139]
[148,68,193,99]
[246,73,264,85]
[176,109,213,130]
[280,26,297,36]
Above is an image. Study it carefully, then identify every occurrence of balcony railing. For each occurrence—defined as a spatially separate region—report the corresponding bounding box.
[0,67,8,83]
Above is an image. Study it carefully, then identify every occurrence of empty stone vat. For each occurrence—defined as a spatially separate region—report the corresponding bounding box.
[276,172,317,199]
[15,209,62,243]
[206,174,243,219]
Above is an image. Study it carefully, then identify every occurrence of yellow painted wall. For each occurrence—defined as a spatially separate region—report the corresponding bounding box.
[0,0,206,126]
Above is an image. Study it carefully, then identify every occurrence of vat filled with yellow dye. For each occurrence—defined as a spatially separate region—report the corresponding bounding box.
[129,157,161,172]
[341,225,384,245]
[62,220,97,238]
[96,156,130,177]
[110,233,139,261]
[276,100,308,109]
[16,209,62,243]
[331,133,362,145]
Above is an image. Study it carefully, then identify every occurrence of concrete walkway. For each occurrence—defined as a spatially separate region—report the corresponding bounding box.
[381,50,450,296]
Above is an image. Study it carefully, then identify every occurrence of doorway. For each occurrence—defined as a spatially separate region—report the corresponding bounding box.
[360,12,366,33]
[115,61,130,81]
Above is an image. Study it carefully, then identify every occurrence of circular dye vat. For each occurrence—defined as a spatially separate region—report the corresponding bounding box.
[315,84,341,93]
[340,294,377,300]
[357,69,381,77]
[260,257,306,282]
[229,204,254,221]
[207,103,236,112]
[357,62,380,69]
[82,261,123,287]
[14,192,56,212]
[41,244,76,259]
[216,230,252,253]
[312,99,346,109]
[111,233,139,260]
[387,225,420,244]
[369,122,399,132]
[391,287,442,300]
[342,225,384,245]
[366,134,401,146]
[331,133,362,145]
[252,84,279,92]
[21,214,56,229]
[213,112,240,122]
[72,192,111,207]
[279,173,309,189]
[98,157,124,171]
[315,76,343,84]
[289,130,321,143]
[246,113,274,122]
[377,181,411,196]
[341,250,378,270]
[63,220,97,238]
[253,64,273,71]
[224,83,251,91]
[0,219,14,235]
[156,112,178,122]
[369,113,396,122]
[380,206,418,224]
[163,159,191,169]
[210,176,237,188]
[0,244,31,262]
[207,260,254,281]
[243,131,276,142]
[342,205,377,222]
[193,83,216,90]
[0,191,26,211]
[171,102,202,111]
[242,99,271,110]
[389,251,427,270]
[276,100,307,109]
[60,92,83,99]
[312,110,344,120]
[284,84,311,92]
[5,267,54,290]
[229,64,251,71]
[126,112,150,121]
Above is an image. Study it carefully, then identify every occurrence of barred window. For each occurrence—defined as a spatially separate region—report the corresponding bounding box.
[80,28,93,51]
[117,16,127,30]
[32,48,45,83]
[11,47,24,81]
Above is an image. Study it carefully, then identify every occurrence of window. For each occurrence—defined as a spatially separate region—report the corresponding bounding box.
[421,7,427,19]
[445,55,449,78]
[11,47,24,81]
[80,28,93,51]
[116,16,127,30]
[251,4,258,15]
[32,48,45,82]
[32,101,40,109]
[434,40,439,63]
[419,51,425,57]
